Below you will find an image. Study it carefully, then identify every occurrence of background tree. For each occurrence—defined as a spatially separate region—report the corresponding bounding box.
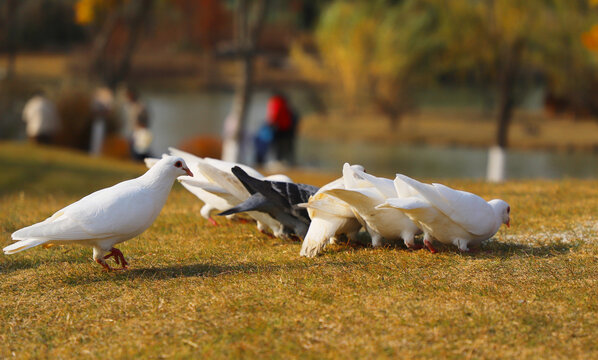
[222,0,269,162]
[76,0,155,89]
[1,0,19,79]
[291,0,440,129]
[432,0,596,180]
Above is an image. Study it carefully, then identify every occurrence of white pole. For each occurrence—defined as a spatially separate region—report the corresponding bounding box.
[486,146,506,182]
[89,117,106,157]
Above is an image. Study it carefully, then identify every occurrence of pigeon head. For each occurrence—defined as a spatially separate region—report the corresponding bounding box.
[151,155,193,178]
[488,199,510,228]
[170,156,193,177]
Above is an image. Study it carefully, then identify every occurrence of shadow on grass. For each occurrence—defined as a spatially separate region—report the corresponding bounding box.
[1,241,580,279]
[54,259,369,286]
[473,240,579,258]
[328,236,580,259]
[124,262,268,279]
[0,254,90,275]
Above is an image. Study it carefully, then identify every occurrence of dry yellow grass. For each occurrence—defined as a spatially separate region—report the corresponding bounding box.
[1,142,597,359]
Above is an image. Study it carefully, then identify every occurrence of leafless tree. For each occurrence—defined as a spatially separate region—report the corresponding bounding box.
[222,0,269,162]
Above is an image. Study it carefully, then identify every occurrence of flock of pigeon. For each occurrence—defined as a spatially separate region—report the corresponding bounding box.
[3,148,511,271]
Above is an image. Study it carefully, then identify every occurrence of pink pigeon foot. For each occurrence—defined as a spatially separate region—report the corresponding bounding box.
[104,247,128,269]
[424,239,438,254]
[96,259,113,271]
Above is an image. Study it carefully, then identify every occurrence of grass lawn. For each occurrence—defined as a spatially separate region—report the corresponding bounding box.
[1,142,597,359]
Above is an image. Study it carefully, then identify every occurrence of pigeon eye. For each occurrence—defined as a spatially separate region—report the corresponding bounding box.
[175,161,182,168]
[507,206,510,213]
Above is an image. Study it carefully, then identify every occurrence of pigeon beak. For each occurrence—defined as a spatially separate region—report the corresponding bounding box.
[184,167,193,177]
[506,219,510,228]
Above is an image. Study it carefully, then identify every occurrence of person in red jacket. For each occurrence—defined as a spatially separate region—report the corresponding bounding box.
[267,91,297,165]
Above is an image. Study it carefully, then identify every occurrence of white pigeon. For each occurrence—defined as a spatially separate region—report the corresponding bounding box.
[191,161,290,237]
[321,163,422,250]
[299,165,366,258]
[3,156,193,270]
[377,174,510,253]
[149,148,291,230]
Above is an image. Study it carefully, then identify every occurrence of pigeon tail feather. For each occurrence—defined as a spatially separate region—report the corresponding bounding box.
[218,195,266,216]
[3,238,48,254]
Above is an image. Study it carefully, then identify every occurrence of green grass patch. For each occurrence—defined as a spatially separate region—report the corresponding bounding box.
[1,142,597,359]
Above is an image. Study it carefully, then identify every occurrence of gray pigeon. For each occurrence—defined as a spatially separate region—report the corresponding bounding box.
[219,166,319,239]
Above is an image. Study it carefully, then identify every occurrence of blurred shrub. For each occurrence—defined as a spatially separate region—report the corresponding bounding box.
[0,80,37,139]
[54,90,120,151]
[178,136,222,159]
[55,91,93,150]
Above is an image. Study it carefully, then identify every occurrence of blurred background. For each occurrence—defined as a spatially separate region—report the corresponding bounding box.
[2,0,598,180]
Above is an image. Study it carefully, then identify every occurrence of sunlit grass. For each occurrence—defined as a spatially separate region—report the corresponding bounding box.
[0,142,597,359]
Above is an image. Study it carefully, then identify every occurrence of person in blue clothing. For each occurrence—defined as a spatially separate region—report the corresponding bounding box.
[266,91,298,165]
[254,122,273,166]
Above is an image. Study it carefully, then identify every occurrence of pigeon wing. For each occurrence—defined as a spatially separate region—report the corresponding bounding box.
[168,147,202,167]
[203,157,265,179]
[351,168,396,198]
[231,166,317,224]
[178,177,230,195]
[302,193,355,218]
[395,174,494,236]
[268,181,317,222]
[219,193,269,216]
[14,180,157,241]
[323,187,386,215]
[196,162,251,200]
[377,197,431,211]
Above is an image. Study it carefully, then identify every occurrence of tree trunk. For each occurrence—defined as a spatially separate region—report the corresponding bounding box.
[4,0,18,79]
[488,42,522,182]
[107,0,154,89]
[495,73,515,148]
[90,0,153,89]
[222,0,269,163]
[90,10,120,82]
[495,43,522,148]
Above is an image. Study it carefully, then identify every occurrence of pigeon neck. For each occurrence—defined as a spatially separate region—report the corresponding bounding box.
[140,166,177,190]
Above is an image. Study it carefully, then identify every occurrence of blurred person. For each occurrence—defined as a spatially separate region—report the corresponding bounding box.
[124,87,153,161]
[131,113,153,161]
[22,90,60,144]
[267,91,298,165]
[254,122,274,166]
[90,87,115,156]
